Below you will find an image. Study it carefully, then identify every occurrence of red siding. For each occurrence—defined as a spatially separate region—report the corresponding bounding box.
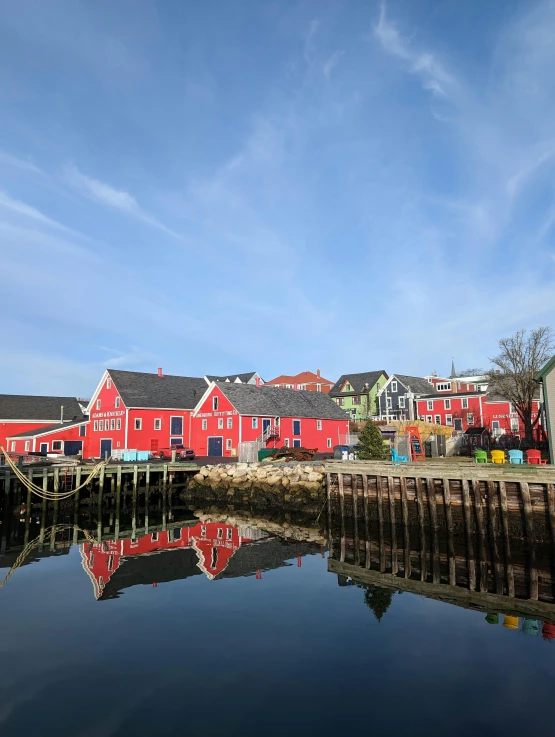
[0,421,59,451]
[7,423,87,454]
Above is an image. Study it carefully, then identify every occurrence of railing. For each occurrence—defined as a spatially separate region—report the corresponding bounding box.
[256,425,280,444]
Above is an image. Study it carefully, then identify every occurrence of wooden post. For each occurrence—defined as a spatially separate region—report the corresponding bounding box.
[74,466,81,512]
[377,476,385,573]
[498,480,514,597]
[0,472,10,555]
[145,465,151,535]
[24,470,33,546]
[162,483,167,532]
[461,478,476,590]
[363,474,371,569]
[338,473,345,562]
[39,469,48,552]
[115,467,121,541]
[326,473,333,559]
[133,465,138,495]
[442,477,456,586]
[387,476,397,575]
[427,477,440,584]
[487,480,503,594]
[97,466,105,540]
[400,477,410,579]
[415,477,427,581]
[163,464,168,486]
[353,475,359,566]
[472,479,488,593]
[51,468,60,552]
[520,481,538,600]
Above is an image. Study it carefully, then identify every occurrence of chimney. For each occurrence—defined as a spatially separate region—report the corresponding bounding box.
[158,367,163,378]
[60,405,64,424]
[317,369,321,377]
[255,377,261,387]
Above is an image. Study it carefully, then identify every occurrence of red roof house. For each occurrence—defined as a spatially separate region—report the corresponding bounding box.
[265,370,334,393]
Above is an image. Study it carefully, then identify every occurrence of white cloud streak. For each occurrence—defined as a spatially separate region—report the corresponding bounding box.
[323,50,345,78]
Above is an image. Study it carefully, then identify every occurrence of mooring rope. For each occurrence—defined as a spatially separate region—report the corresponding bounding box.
[1,446,106,500]
[0,524,96,591]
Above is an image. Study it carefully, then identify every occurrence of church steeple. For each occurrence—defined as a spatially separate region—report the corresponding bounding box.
[450,358,457,379]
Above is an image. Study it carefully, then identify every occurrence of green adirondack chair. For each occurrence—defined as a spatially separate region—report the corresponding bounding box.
[474,449,488,464]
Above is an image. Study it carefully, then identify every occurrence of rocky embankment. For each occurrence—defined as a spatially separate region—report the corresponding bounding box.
[185,461,326,509]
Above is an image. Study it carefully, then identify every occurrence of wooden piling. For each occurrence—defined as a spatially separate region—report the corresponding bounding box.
[387,476,397,574]
[327,473,333,558]
[339,473,345,562]
[427,478,440,584]
[362,474,371,569]
[377,476,385,573]
[472,479,488,593]
[520,481,538,600]
[461,479,476,590]
[353,475,360,566]
[487,480,503,594]
[498,480,514,597]
[400,476,410,578]
[415,478,427,581]
[442,477,456,586]
[24,470,33,546]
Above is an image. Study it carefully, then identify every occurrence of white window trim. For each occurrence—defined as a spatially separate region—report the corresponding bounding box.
[227,417,233,429]
[99,420,104,431]
[427,401,434,411]
[110,419,115,430]
[398,397,405,408]
[202,419,208,430]
[327,438,332,448]
[10,441,16,452]
[52,440,63,451]
[434,415,441,424]
[317,420,322,431]
[170,415,184,437]
[115,396,120,408]
[462,398,469,409]
[391,381,398,393]
[252,417,258,429]
[467,413,475,425]
[154,418,162,431]
[116,419,121,430]
[94,420,98,432]
[446,414,453,425]
[96,399,101,410]
[426,415,433,423]
[25,441,30,452]
[134,418,142,430]
[284,438,290,447]
[444,399,451,410]
[218,418,224,429]
[213,396,219,411]
[226,438,232,450]
[386,397,392,408]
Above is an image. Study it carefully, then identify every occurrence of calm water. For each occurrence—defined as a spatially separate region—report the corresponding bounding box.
[1,501,554,737]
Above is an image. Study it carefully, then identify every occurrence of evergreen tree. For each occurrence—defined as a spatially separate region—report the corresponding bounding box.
[357,421,389,460]
[364,585,394,621]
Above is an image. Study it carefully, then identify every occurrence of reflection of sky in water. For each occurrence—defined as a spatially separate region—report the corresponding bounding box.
[1,547,555,737]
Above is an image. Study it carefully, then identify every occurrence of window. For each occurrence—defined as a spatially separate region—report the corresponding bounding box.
[386,397,392,408]
[317,384,322,392]
[293,439,302,447]
[152,532,159,542]
[213,396,219,411]
[201,526,206,537]
[115,397,120,408]
[10,441,15,452]
[99,420,104,431]
[170,438,182,447]
[437,382,452,391]
[108,555,114,571]
[446,414,453,425]
[211,548,218,569]
[317,420,322,431]
[217,528,223,539]
[116,419,121,430]
[227,417,233,429]
[202,419,208,430]
[252,417,258,429]
[226,438,232,450]
[462,398,468,409]
[293,420,301,436]
[327,438,332,448]
[107,378,111,389]
[337,398,344,406]
[170,417,183,435]
[398,397,405,409]
[218,418,224,429]
[226,528,232,540]
[510,418,519,431]
[391,381,398,393]
[427,401,434,411]
[94,420,98,432]
[435,415,441,424]
[444,399,451,410]
[426,415,433,423]
[79,425,86,437]
[467,413,474,426]
[345,383,352,391]
[284,439,290,447]
[352,396,361,405]
[25,441,30,451]
[154,418,161,431]
[52,440,62,451]
[96,399,101,410]
[108,419,113,430]
[134,418,142,430]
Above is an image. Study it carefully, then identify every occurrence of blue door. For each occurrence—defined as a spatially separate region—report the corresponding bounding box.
[39,443,48,454]
[262,419,271,434]
[293,439,302,448]
[208,437,223,456]
[64,440,83,456]
[100,439,112,459]
[293,420,301,436]
[171,417,183,435]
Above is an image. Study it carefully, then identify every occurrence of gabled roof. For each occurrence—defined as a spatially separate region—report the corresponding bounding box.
[205,372,260,384]
[329,371,387,396]
[8,418,87,439]
[108,370,207,409]
[0,395,85,421]
[390,375,439,395]
[486,385,541,403]
[536,354,555,381]
[418,391,485,400]
[266,371,334,386]
[213,383,349,420]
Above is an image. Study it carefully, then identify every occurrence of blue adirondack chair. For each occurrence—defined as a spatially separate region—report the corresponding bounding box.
[391,448,408,463]
[508,449,524,464]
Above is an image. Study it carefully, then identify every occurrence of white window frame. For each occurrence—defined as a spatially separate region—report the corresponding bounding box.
[116,419,121,430]
[327,438,332,448]
[134,418,142,431]
[227,417,233,429]
[317,420,322,431]
[284,438,290,447]
[226,438,232,451]
[94,420,98,432]
[226,528,233,540]
[10,441,16,452]
[437,382,452,392]
[154,418,161,431]
[427,401,434,411]
[52,440,63,451]
[115,396,120,408]
[317,384,322,392]
[462,398,469,409]
[444,399,451,410]
[107,378,111,389]
[96,399,101,410]
[218,418,224,429]
[445,414,453,425]
[217,528,223,539]
[434,415,441,424]
[252,417,258,429]
[24,440,30,452]
[110,419,115,430]
[398,397,405,409]
[99,420,104,431]
[426,415,433,423]
[202,419,208,430]
[213,396,219,411]
[386,397,392,409]
[510,417,519,431]
[391,380,398,393]
[467,413,474,426]
[293,439,302,448]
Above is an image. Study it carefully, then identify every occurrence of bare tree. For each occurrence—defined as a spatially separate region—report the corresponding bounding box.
[488,327,554,443]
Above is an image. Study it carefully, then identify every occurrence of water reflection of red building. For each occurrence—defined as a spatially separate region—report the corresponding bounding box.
[80,522,257,599]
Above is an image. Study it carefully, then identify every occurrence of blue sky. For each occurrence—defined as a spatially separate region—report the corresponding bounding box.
[1,0,554,395]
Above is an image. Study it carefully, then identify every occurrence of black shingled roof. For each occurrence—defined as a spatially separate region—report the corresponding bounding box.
[0,395,85,421]
[392,375,439,395]
[216,382,349,419]
[329,371,388,396]
[8,418,87,439]
[108,370,207,409]
[205,372,258,383]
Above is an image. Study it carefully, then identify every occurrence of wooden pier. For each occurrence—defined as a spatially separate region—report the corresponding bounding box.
[326,460,555,622]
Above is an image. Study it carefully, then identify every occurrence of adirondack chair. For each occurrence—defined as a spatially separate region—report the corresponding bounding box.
[491,449,506,464]
[526,449,547,465]
[474,449,488,464]
[508,449,524,464]
[391,448,408,463]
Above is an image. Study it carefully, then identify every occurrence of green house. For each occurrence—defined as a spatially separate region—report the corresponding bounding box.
[329,371,389,422]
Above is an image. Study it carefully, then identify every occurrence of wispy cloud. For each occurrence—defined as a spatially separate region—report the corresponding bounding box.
[0,190,74,234]
[304,19,320,67]
[0,149,43,175]
[323,50,345,78]
[63,163,188,242]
